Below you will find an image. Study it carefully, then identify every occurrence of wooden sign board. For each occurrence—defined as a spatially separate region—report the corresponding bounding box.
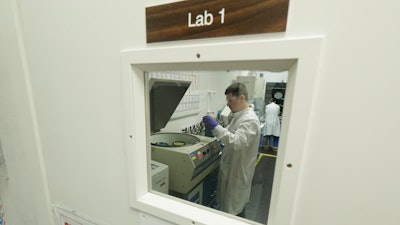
[146,0,289,43]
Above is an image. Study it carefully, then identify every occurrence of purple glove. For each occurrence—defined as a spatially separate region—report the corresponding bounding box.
[203,115,219,130]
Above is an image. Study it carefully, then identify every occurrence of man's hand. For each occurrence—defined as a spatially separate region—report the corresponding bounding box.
[202,115,219,130]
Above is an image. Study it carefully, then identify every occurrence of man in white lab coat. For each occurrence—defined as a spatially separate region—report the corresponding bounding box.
[203,83,260,217]
[263,98,281,148]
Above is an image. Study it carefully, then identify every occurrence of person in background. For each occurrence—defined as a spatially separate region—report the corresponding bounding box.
[263,98,281,150]
[202,83,260,218]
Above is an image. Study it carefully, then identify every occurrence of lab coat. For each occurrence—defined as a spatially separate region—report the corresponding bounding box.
[263,102,281,136]
[212,108,260,215]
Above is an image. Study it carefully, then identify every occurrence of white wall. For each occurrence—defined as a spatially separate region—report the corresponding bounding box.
[1,0,400,225]
[263,71,288,83]
[0,0,142,224]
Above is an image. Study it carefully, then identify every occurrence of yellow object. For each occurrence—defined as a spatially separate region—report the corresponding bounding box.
[256,153,277,165]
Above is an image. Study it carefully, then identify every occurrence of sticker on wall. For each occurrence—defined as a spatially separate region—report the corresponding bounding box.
[53,205,108,225]
[0,196,5,225]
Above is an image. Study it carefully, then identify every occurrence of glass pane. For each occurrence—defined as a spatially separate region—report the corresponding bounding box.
[146,70,287,224]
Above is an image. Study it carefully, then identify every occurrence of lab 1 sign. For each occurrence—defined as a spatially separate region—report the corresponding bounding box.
[188,8,225,27]
[146,0,289,43]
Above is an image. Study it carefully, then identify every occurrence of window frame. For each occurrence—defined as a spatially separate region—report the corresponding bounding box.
[121,36,324,225]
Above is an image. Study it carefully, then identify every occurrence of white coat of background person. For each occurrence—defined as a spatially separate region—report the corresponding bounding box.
[202,83,260,217]
[263,98,281,148]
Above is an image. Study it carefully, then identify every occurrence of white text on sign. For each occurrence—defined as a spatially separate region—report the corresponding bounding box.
[188,8,225,27]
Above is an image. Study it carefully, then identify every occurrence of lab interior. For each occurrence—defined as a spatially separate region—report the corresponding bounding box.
[148,70,287,224]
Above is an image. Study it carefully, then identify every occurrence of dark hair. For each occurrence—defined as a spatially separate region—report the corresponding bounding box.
[225,83,248,100]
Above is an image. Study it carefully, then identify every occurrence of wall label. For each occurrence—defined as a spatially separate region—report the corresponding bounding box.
[146,0,289,43]
[188,8,225,27]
